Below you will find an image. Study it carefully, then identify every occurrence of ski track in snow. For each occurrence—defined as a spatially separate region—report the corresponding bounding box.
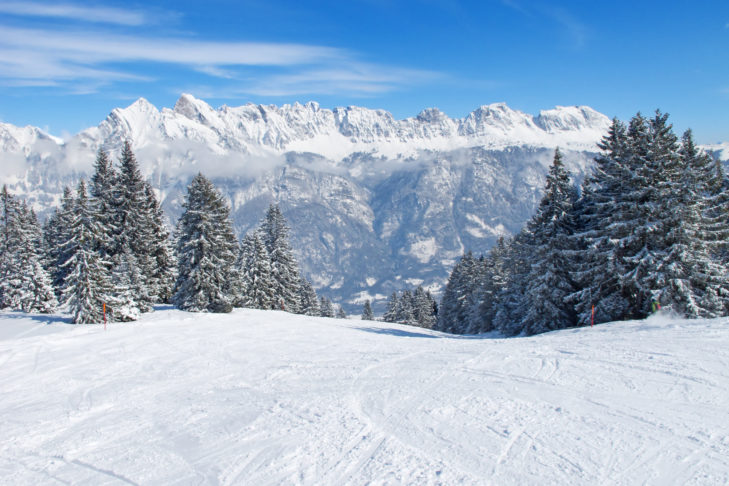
[0,308,728,485]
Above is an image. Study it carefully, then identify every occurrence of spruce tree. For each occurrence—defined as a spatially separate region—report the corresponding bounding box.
[492,230,533,336]
[44,186,75,294]
[319,296,335,317]
[413,286,436,328]
[259,204,302,312]
[61,181,113,324]
[383,292,399,323]
[173,173,238,313]
[297,277,320,316]
[90,148,118,260]
[0,188,57,313]
[518,149,578,335]
[236,232,275,310]
[361,300,375,320]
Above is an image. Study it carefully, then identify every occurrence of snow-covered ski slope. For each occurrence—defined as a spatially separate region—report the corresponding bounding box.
[1,308,727,485]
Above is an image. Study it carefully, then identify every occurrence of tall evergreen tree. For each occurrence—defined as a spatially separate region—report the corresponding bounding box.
[259,204,302,313]
[361,300,375,320]
[297,277,320,316]
[436,251,482,333]
[89,148,118,260]
[319,296,335,317]
[141,184,176,303]
[236,232,275,310]
[61,181,113,324]
[44,186,75,294]
[382,291,399,323]
[518,149,578,335]
[0,189,57,313]
[173,173,238,312]
[413,286,437,329]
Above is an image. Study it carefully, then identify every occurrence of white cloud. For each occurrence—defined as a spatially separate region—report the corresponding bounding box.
[0,27,342,67]
[0,4,440,98]
[242,64,441,97]
[0,1,149,26]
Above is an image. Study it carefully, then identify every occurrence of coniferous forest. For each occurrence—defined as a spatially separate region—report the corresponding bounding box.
[0,141,333,324]
[436,112,729,335]
[1,112,727,335]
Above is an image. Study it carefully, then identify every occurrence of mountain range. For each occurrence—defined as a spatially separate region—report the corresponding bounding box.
[1,95,725,311]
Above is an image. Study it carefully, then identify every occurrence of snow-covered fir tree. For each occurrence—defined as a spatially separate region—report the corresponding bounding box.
[319,296,335,317]
[60,181,113,324]
[361,300,375,321]
[259,204,302,313]
[381,287,437,328]
[382,292,399,323]
[297,277,320,316]
[436,251,483,333]
[413,286,437,329]
[89,148,118,260]
[0,188,57,313]
[336,306,347,319]
[173,173,239,313]
[236,232,275,310]
[44,186,75,294]
[141,184,176,304]
[473,236,510,333]
[517,148,578,335]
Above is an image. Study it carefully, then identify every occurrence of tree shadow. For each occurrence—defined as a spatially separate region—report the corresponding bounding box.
[354,326,440,339]
[0,311,71,325]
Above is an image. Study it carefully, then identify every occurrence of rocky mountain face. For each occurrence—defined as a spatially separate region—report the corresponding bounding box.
[2,95,721,311]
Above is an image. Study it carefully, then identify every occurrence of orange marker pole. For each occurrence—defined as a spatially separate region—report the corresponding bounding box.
[591,305,594,327]
[103,302,107,331]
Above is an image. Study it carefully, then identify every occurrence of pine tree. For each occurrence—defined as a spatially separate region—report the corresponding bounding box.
[516,149,578,335]
[141,184,176,303]
[259,204,302,313]
[89,148,118,260]
[237,232,275,310]
[436,251,482,333]
[383,291,399,322]
[108,245,143,321]
[0,189,57,313]
[413,286,436,328]
[44,186,75,294]
[492,230,533,336]
[336,306,347,319]
[397,289,416,324]
[474,237,510,333]
[173,173,238,313]
[570,112,729,323]
[297,277,320,316]
[61,181,113,324]
[361,300,375,320]
[319,296,335,317]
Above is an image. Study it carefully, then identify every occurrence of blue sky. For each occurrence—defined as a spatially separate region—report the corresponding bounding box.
[0,0,727,143]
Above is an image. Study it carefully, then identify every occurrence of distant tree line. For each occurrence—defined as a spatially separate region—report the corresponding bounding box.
[437,112,729,336]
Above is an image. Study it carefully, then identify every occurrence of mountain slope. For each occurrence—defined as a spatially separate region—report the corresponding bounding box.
[1,308,727,484]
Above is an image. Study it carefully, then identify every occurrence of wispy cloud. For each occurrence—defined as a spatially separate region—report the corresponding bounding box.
[0,2,440,98]
[0,1,149,26]
[543,6,589,49]
[500,1,589,49]
[0,25,345,90]
[242,64,442,97]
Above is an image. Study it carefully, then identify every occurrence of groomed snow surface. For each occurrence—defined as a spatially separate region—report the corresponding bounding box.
[1,308,728,485]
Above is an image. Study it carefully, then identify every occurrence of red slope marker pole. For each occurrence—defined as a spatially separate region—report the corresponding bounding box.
[103,302,107,331]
